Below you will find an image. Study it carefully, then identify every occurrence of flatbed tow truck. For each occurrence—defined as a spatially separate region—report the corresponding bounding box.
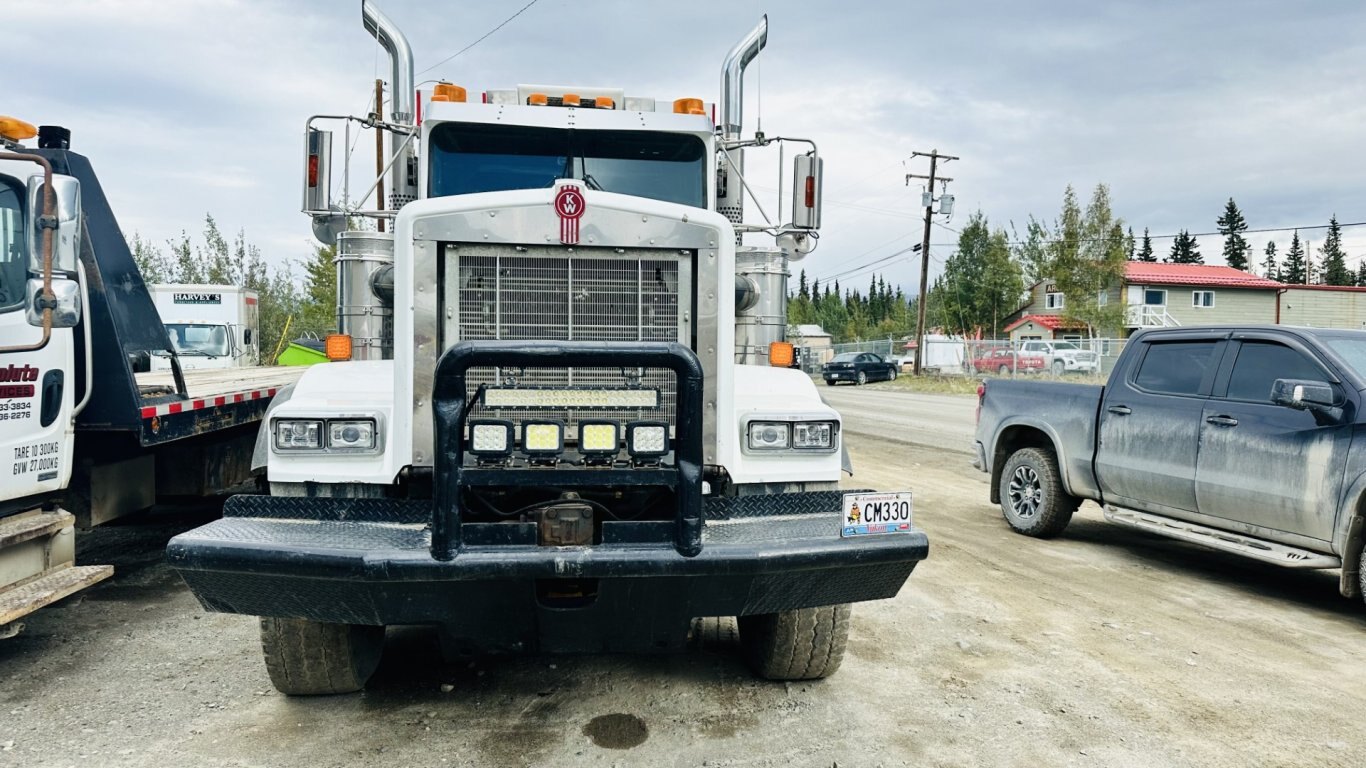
[0,119,300,636]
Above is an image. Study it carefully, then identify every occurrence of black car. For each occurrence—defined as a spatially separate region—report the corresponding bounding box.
[822,352,899,385]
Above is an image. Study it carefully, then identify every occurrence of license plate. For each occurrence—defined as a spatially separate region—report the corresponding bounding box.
[840,491,913,537]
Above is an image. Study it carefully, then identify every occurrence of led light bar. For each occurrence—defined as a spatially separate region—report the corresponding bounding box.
[482,387,659,409]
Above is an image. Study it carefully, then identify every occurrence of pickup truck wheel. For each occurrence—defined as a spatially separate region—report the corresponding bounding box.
[260,617,385,695]
[1051,361,1065,376]
[1359,546,1366,607]
[1000,447,1078,538]
[998,364,1010,375]
[856,371,868,385]
[824,379,836,386]
[739,604,850,680]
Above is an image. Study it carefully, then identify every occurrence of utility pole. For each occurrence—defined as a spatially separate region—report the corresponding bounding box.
[906,149,958,375]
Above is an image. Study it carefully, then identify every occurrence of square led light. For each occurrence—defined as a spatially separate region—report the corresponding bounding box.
[578,421,620,455]
[521,420,565,455]
[274,419,323,450]
[747,421,790,450]
[626,421,669,458]
[468,419,514,457]
[793,421,836,450]
[328,419,377,451]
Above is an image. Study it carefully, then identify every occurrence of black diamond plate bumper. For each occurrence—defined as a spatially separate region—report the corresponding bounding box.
[166,490,927,652]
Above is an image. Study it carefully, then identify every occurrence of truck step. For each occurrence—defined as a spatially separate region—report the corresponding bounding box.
[0,564,115,629]
[1103,506,1341,569]
[0,510,74,550]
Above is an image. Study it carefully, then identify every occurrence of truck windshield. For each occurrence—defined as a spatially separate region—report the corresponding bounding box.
[0,177,25,313]
[428,123,707,208]
[165,323,232,357]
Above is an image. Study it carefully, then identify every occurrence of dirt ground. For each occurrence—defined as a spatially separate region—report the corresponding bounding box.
[3,426,1366,767]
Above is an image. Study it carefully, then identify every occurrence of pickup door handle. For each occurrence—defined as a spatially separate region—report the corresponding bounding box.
[1106,405,1132,415]
[1205,415,1239,427]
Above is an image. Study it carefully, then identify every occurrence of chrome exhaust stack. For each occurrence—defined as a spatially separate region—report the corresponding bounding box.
[716,16,768,236]
[362,0,417,208]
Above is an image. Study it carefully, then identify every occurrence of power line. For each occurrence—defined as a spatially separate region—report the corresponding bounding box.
[416,0,542,76]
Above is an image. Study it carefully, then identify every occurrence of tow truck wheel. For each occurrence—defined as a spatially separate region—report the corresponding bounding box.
[739,603,850,680]
[260,617,385,695]
[999,447,1078,538]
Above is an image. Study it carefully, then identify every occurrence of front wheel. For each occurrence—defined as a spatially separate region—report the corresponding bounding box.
[998,364,1010,375]
[888,368,898,381]
[824,379,836,386]
[260,617,385,695]
[856,371,868,385]
[1051,361,1065,377]
[739,604,851,680]
[999,447,1078,538]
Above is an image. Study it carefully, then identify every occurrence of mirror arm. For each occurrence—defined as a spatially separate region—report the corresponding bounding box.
[0,150,55,353]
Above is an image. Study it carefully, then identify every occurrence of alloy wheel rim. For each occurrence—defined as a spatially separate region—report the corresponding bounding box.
[1008,466,1042,519]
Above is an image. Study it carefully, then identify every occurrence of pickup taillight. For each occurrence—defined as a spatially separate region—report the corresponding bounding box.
[975,381,986,425]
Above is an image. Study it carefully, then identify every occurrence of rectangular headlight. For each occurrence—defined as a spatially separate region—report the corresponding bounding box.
[626,421,669,458]
[522,420,565,455]
[468,419,514,457]
[793,421,837,450]
[747,421,791,450]
[483,387,659,409]
[274,419,323,450]
[328,419,377,451]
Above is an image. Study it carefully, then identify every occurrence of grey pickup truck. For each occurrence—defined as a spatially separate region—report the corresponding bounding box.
[973,325,1366,605]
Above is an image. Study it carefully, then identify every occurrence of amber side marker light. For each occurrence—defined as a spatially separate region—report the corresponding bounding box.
[0,115,38,142]
[325,334,353,361]
[768,341,795,368]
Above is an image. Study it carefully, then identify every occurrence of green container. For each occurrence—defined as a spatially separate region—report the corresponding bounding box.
[276,341,329,367]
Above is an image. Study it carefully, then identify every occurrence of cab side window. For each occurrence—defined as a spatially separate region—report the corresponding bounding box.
[1133,340,1219,396]
[1225,342,1325,403]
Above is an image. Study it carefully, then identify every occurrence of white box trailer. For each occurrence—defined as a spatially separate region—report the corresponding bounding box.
[148,284,259,370]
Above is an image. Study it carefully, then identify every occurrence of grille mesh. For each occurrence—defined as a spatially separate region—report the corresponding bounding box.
[452,250,686,436]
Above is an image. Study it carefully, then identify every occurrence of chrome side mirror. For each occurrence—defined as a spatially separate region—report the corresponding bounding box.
[26,173,82,274]
[791,152,822,230]
[26,277,81,329]
[303,128,333,214]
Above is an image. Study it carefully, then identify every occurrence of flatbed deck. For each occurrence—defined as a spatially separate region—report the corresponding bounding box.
[129,365,306,444]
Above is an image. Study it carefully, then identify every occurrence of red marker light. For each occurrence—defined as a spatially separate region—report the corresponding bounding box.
[804,176,816,207]
[307,155,319,187]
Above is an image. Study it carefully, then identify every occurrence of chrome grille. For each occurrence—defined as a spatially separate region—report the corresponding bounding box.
[445,245,690,436]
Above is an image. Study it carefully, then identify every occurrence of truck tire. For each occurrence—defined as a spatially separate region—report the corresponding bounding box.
[999,447,1078,538]
[260,617,385,695]
[739,604,850,680]
[1052,360,1065,377]
[1359,546,1366,608]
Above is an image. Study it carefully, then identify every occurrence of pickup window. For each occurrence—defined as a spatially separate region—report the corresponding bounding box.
[1224,342,1324,403]
[0,176,24,313]
[1133,340,1219,396]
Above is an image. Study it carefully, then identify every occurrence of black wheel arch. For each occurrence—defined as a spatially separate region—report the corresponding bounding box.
[990,425,1061,505]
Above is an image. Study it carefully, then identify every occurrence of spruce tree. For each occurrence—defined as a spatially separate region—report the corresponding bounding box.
[1281,231,1307,284]
[1126,226,1136,261]
[1167,230,1203,264]
[1261,242,1279,281]
[1357,260,1366,287]
[1137,228,1156,262]
[1216,198,1250,271]
[1318,216,1351,286]
[798,269,809,302]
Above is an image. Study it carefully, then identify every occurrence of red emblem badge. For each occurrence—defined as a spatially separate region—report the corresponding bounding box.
[554,185,586,244]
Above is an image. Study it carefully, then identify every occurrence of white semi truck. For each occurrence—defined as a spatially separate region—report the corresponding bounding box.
[168,1,928,694]
[148,284,261,371]
[0,119,300,636]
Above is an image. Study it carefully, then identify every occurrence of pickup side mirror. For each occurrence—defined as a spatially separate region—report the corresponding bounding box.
[26,276,82,329]
[1271,378,1336,411]
[26,173,82,274]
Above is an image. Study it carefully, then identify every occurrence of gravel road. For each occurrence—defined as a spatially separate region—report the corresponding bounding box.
[820,382,977,453]
[3,391,1365,767]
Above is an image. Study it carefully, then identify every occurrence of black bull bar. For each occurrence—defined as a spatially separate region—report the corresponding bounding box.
[432,340,705,558]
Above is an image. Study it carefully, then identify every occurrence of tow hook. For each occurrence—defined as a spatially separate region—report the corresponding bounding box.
[536,493,595,546]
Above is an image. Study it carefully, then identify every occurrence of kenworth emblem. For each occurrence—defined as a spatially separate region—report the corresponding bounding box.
[554,185,586,244]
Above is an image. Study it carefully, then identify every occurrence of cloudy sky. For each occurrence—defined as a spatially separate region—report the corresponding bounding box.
[9,0,1366,294]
